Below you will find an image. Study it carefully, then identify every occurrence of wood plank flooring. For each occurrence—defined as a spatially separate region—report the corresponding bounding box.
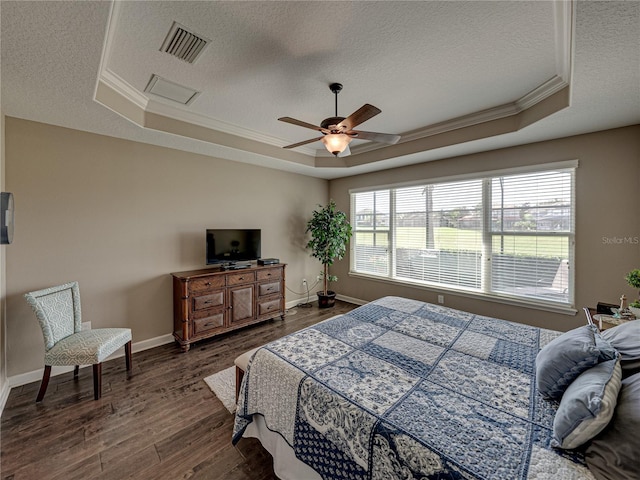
[1,300,357,480]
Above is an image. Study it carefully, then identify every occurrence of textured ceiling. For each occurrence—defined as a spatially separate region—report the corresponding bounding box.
[1,1,639,179]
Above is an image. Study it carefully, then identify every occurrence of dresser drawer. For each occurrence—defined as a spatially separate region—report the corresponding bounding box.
[258,281,281,297]
[193,313,224,336]
[192,291,224,311]
[256,267,282,282]
[189,276,225,293]
[227,271,256,286]
[257,298,282,318]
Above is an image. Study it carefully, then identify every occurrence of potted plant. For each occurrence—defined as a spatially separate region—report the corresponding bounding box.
[306,200,352,308]
[625,269,640,317]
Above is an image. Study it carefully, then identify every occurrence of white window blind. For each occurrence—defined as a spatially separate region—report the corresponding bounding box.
[352,190,390,276]
[351,165,575,307]
[489,170,573,303]
[393,180,483,289]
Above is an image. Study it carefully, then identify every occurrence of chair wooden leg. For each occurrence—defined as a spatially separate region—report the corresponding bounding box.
[73,365,79,380]
[93,363,102,400]
[125,341,132,372]
[36,365,52,402]
[235,366,244,403]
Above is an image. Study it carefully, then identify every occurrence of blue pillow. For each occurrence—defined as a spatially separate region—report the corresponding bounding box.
[552,358,622,450]
[536,324,617,399]
[601,320,640,377]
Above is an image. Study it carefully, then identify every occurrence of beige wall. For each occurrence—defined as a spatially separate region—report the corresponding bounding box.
[5,118,328,377]
[1,114,6,396]
[329,125,640,331]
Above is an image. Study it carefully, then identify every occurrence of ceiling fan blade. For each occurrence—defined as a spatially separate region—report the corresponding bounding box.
[337,104,381,130]
[349,130,401,145]
[283,136,324,149]
[278,117,330,134]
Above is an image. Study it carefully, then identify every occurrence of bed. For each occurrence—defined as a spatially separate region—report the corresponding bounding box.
[232,296,630,479]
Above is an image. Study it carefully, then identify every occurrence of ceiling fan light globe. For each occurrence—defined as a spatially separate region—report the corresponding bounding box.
[322,133,352,156]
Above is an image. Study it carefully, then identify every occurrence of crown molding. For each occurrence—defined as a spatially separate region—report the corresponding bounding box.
[555,0,575,83]
[144,97,317,155]
[516,75,568,111]
[100,69,149,110]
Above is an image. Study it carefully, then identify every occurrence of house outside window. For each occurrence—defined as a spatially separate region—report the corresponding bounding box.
[350,161,576,310]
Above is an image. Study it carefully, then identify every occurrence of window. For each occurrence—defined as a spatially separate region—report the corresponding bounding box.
[350,163,576,308]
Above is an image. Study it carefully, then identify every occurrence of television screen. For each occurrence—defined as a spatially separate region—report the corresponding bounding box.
[206,229,261,264]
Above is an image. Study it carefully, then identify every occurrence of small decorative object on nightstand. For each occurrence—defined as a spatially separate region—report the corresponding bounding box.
[619,294,628,311]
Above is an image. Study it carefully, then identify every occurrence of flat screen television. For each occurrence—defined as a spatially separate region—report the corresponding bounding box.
[206,229,261,265]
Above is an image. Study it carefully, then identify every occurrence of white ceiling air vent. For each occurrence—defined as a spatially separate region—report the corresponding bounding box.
[144,74,200,105]
[160,21,210,64]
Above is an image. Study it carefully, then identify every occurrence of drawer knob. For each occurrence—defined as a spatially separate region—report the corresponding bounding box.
[205,282,211,286]
[204,300,212,304]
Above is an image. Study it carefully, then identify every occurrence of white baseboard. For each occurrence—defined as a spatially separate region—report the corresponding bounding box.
[285,298,305,310]
[130,333,175,354]
[286,295,367,310]
[335,294,367,306]
[0,381,11,414]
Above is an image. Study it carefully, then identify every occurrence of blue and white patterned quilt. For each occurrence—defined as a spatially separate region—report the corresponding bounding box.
[232,296,595,479]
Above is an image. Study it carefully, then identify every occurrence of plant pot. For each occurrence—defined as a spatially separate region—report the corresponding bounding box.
[317,291,336,308]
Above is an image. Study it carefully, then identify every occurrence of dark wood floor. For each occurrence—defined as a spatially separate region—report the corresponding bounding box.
[0,300,357,480]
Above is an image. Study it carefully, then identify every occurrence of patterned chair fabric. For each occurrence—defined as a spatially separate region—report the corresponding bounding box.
[44,328,132,366]
[24,281,132,401]
[25,281,82,350]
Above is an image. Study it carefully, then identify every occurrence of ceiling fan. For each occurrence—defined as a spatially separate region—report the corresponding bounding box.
[278,83,401,156]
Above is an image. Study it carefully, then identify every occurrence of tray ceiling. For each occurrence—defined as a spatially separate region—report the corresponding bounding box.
[1,1,639,179]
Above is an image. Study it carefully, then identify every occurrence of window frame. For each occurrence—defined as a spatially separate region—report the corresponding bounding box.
[349,161,577,314]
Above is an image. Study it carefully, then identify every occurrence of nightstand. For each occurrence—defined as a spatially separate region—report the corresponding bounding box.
[592,314,633,331]
[583,307,636,331]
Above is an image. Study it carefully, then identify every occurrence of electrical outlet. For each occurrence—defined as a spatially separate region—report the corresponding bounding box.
[302,278,307,288]
[437,295,445,304]
[82,321,92,331]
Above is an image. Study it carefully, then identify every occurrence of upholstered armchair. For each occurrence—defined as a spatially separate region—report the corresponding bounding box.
[24,281,132,401]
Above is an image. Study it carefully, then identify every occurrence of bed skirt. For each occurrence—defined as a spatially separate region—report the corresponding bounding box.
[243,414,322,480]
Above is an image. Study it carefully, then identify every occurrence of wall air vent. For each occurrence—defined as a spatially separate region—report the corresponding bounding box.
[160,21,210,64]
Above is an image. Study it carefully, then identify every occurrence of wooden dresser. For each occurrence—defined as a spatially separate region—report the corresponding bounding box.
[172,264,285,351]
